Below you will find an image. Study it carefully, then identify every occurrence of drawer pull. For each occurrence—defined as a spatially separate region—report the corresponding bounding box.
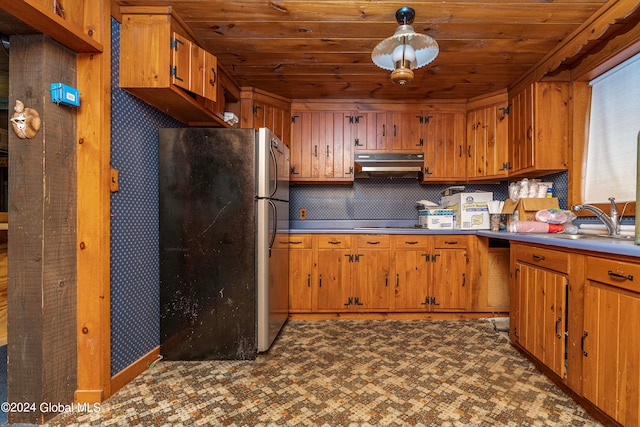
[581,331,589,357]
[608,270,633,281]
[444,240,458,245]
[328,241,342,245]
[367,241,381,245]
[532,254,545,261]
[288,240,303,245]
[405,241,419,245]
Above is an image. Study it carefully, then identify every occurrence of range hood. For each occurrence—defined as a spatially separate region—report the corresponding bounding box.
[354,152,424,178]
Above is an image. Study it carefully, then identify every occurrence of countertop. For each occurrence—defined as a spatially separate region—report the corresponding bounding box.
[288,220,640,257]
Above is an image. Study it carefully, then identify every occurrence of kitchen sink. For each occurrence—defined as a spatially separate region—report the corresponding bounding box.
[550,233,634,241]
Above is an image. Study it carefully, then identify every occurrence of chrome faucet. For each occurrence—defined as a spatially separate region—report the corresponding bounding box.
[571,197,619,236]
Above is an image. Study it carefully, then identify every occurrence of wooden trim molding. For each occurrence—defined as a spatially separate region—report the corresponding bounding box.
[75,0,112,404]
[110,346,161,395]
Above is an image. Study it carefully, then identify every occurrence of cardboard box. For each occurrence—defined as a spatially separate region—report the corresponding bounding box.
[440,192,493,230]
[418,209,454,230]
[502,197,560,222]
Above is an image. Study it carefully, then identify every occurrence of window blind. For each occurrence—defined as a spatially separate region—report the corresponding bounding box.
[584,52,640,203]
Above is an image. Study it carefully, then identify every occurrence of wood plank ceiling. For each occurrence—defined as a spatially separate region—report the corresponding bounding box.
[114,0,614,101]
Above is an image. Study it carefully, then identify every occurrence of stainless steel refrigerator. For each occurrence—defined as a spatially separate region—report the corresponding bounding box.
[158,127,289,360]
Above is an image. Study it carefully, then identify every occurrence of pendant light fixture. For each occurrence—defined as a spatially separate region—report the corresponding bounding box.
[371,6,439,86]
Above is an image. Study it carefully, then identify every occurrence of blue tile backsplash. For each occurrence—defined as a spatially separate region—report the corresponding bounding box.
[290,171,569,220]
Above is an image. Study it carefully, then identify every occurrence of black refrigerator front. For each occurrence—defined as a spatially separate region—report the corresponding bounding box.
[158,127,289,360]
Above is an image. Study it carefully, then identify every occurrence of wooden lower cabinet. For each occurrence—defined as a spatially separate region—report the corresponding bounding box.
[287,233,478,315]
[510,243,640,426]
[316,236,352,311]
[392,235,469,311]
[281,235,313,313]
[513,262,567,378]
[582,257,640,426]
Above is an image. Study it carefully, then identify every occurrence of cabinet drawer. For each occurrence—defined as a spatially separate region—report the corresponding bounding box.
[393,235,431,249]
[434,235,467,249]
[356,234,390,248]
[273,235,312,249]
[318,235,351,249]
[514,245,568,274]
[587,256,640,293]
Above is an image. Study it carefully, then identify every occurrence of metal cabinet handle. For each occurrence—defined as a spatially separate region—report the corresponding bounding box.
[314,145,318,157]
[555,316,562,338]
[367,241,381,245]
[532,254,545,261]
[385,273,389,287]
[581,331,588,356]
[328,241,342,245]
[319,274,322,287]
[307,273,311,288]
[326,145,329,158]
[443,241,458,245]
[461,273,466,287]
[608,270,633,281]
[209,68,217,86]
[405,241,418,245]
[396,273,399,287]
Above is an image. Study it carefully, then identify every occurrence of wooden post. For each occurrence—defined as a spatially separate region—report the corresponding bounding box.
[7,34,77,424]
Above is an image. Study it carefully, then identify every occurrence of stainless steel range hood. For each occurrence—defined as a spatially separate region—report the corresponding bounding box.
[354,152,424,178]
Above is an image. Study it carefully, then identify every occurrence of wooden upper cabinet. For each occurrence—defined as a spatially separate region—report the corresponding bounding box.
[289,111,354,183]
[355,111,424,152]
[508,82,570,176]
[240,87,291,145]
[421,112,466,182]
[120,7,226,126]
[466,100,509,180]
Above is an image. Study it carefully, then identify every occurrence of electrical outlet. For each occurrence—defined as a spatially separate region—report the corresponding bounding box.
[299,208,307,220]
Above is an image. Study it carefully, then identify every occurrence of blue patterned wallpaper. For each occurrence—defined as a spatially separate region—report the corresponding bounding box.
[110,18,185,376]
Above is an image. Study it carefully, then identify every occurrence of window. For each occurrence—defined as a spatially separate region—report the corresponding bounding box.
[583,52,640,203]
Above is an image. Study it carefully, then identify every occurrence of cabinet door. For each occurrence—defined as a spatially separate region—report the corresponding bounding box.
[289,249,313,312]
[202,50,218,102]
[431,249,468,311]
[517,263,566,378]
[422,112,466,181]
[394,250,430,310]
[170,32,191,91]
[354,250,391,310]
[316,249,351,311]
[485,103,509,177]
[321,112,354,181]
[583,281,640,426]
[290,112,319,181]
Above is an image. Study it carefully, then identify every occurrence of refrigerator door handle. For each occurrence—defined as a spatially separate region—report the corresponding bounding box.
[268,199,277,256]
[269,139,278,198]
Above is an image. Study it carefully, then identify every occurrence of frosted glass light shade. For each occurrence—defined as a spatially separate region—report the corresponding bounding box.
[372,24,439,71]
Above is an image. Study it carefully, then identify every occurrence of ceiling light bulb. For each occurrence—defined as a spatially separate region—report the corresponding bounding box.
[392,43,416,65]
